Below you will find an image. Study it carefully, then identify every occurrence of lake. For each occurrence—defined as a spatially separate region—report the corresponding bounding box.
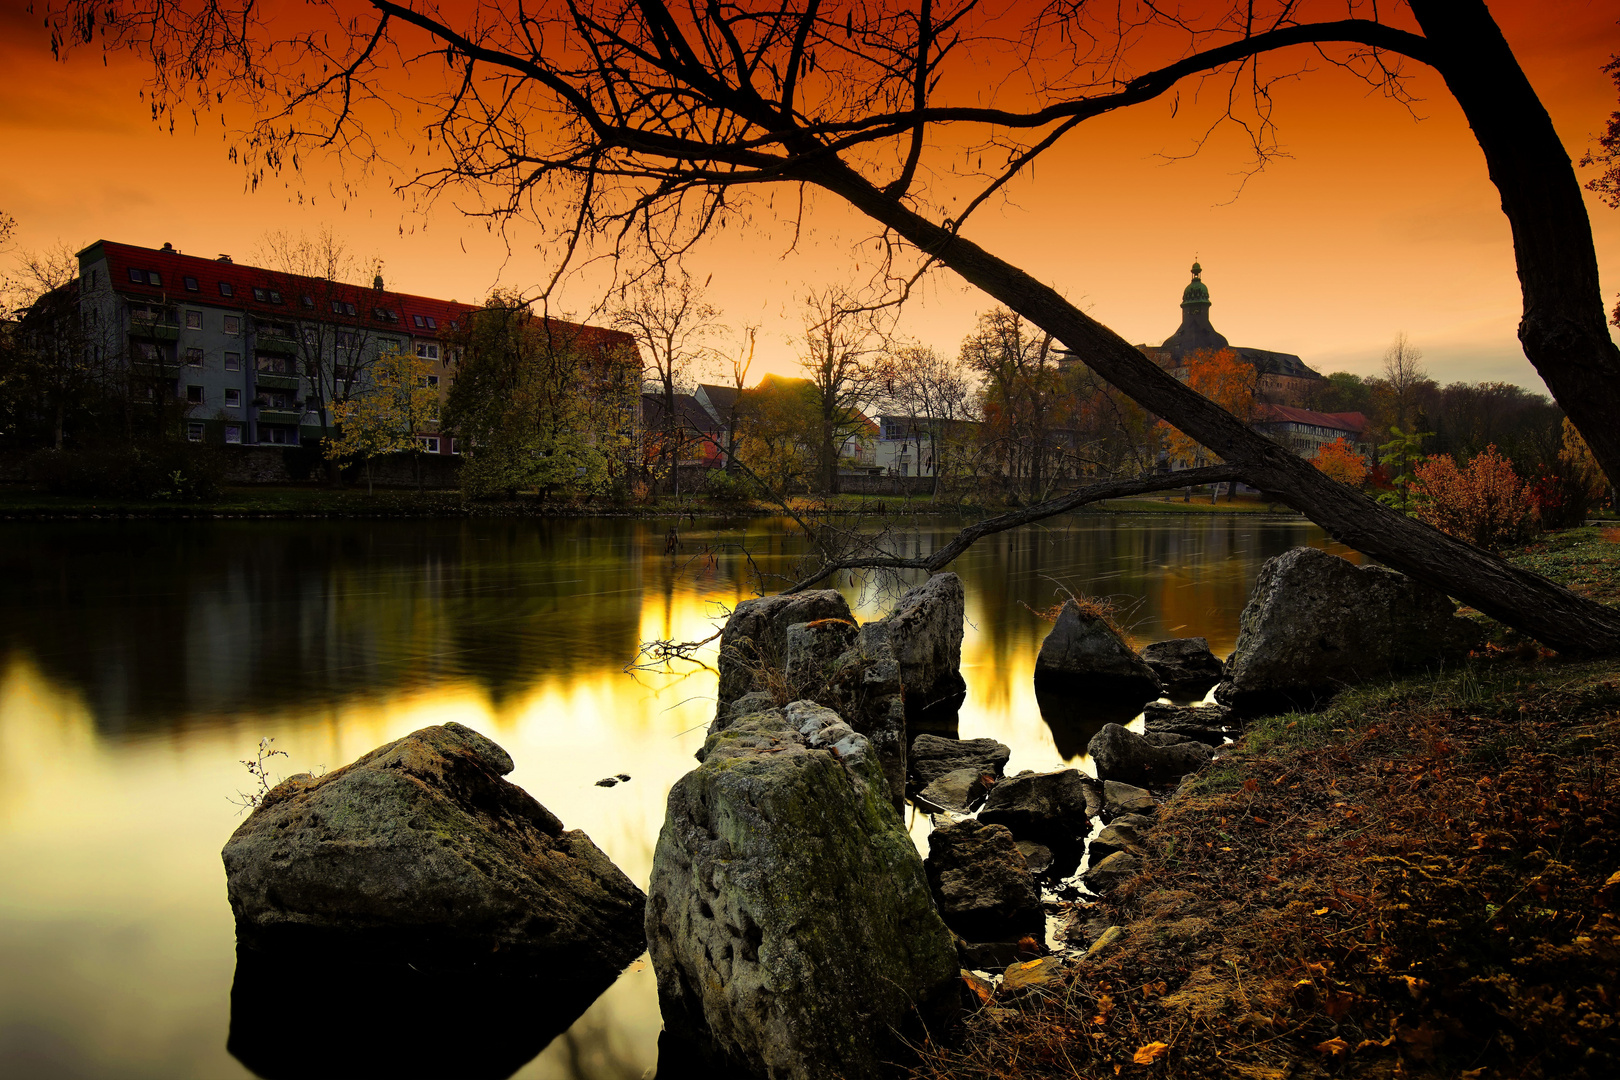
[0,513,1356,1079]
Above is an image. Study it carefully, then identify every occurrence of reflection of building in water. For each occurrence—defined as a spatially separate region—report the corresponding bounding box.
[1141,261,1325,408]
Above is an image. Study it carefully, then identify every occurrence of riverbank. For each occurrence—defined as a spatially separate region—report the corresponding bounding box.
[0,485,1301,521]
[915,528,1620,1080]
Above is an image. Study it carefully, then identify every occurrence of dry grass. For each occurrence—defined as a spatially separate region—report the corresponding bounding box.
[1026,594,1126,638]
[912,659,1620,1080]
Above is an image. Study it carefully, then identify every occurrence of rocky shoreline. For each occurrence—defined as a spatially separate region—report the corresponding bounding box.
[219,544,1487,1079]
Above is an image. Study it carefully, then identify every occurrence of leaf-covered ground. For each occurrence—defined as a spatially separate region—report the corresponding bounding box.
[913,529,1620,1080]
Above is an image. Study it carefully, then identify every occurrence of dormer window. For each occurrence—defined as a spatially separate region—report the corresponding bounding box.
[219,282,235,298]
[183,276,199,292]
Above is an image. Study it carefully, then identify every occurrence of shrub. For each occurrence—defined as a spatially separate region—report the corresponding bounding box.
[1411,444,1536,551]
[703,467,747,502]
[1312,437,1368,486]
[25,440,227,502]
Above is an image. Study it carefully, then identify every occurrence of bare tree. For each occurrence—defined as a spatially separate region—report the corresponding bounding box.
[611,268,721,495]
[876,344,975,498]
[47,0,1620,654]
[1382,331,1428,432]
[798,287,885,495]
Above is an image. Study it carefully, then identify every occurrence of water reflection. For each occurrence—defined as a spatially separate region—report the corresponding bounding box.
[0,513,1355,1079]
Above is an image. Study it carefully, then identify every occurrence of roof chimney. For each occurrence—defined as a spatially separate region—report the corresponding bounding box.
[373,273,385,291]
[160,242,175,253]
[217,254,233,263]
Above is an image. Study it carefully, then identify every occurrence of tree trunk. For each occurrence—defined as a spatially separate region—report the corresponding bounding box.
[1408,0,1620,490]
[810,158,1620,657]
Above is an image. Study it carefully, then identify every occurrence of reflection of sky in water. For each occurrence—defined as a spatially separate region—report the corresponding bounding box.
[0,515,1354,1079]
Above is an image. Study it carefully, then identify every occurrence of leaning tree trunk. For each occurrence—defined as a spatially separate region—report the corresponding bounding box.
[1409,0,1620,491]
[810,159,1620,657]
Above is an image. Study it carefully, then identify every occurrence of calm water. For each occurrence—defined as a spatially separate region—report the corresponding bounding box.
[0,513,1356,1079]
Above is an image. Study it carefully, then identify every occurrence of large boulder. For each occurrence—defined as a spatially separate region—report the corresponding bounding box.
[1034,600,1163,702]
[647,702,958,1080]
[862,573,968,719]
[783,618,860,702]
[1140,637,1224,697]
[1217,546,1482,715]
[978,768,1094,848]
[916,768,991,813]
[715,590,854,712]
[909,734,1011,790]
[221,723,646,974]
[1142,702,1234,745]
[925,819,1044,942]
[1087,723,1214,787]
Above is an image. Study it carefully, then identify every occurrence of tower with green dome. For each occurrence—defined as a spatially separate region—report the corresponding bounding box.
[1159,260,1230,359]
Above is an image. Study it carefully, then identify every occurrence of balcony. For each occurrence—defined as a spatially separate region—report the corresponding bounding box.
[255,332,300,355]
[256,408,303,425]
[130,321,181,343]
[255,372,301,391]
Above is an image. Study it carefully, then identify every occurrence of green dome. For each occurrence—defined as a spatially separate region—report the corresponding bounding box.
[1180,261,1209,307]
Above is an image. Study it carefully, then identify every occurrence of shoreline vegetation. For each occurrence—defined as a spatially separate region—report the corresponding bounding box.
[912,526,1620,1080]
[0,485,1325,521]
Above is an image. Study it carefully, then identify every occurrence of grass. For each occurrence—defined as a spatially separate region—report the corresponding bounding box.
[913,530,1620,1080]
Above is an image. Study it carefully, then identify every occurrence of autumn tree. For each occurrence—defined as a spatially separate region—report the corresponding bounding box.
[733,373,821,493]
[960,308,1067,499]
[874,343,976,497]
[50,0,1620,654]
[326,346,436,495]
[1161,349,1257,501]
[1411,445,1537,552]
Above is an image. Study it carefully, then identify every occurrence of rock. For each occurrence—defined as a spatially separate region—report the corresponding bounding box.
[818,634,910,813]
[715,590,854,712]
[925,820,1044,943]
[1083,851,1140,894]
[1001,956,1066,995]
[1088,823,1147,865]
[909,734,1011,789]
[1143,702,1234,745]
[1140,637,1224,696]
[961,969,996,1007]
[1033,599,1163,702]
[1016,840,1054,875]
[1112,812,1156,831]
[978,768,1093,848]
[782,618,860,701]
[917,768,991,813]
[1062,908,1114,948]
[1088,723,1214,788]
[647,703,957,1080]
[958,939,1032,972]
[221,723,646,974]
[862,573,968,720]
[1103,780,1157,818]
[709,691,777,739]
[1216,546,1483,715]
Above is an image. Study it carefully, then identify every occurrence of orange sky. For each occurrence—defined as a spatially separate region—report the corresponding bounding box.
[2,1,1617,391]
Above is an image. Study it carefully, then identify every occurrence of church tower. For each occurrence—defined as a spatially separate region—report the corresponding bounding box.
[1159,261,1230,360]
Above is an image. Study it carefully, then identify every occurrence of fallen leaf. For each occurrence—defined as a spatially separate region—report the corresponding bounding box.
[1132,1041,1170,1064]
[1313,907,1330,916]
[1313,1037,1350,1057]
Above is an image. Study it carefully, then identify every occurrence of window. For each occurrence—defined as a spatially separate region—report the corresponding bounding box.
[185,347,204,366]
[187,422,205,442]
[415,343,440,361]
[427,374,440,388]
[127,267,144,283]
[412,314,426,328]
[269,290,282,304]
[135,342,160,361]
[225,389,241,408]
[84,269,99,289]
[224,316,241,335]
[253,287,269,302]
[301,294,314,308]
[187,385,205,404]
[184,276,199,292]
[224,352,241,371]
[336,331,358,349]
[333,300,357,316]
[262,425,294,445]
[149,271,162,287]
[416,436,441,453]
[218,282,234,297]
[185,311,202,330]
[224,424,242,444]
[303,327,320,345]
[425,316,438,330]
[374,307,388,321]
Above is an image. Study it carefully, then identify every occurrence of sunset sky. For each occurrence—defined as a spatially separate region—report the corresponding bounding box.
[2,1,1617,391]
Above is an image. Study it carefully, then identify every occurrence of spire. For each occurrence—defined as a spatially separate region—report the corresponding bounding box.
[1181,260,1210,308]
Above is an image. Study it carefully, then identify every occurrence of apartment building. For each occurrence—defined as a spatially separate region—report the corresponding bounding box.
[74,240,636,456]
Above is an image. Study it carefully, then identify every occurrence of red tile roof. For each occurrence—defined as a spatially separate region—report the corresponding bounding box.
[81,240,634,352]
[1255,404,1367,434]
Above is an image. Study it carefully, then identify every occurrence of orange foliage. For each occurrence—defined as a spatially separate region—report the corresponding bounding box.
[1411,445,1537,551]
[1313,437,1368,486]
[1159,349,1257,467]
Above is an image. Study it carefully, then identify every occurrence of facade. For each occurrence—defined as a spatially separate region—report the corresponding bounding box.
[1145,262,1324,407]
[74,240,636,457]
[641,391,724,465]
[1254,404,1369,457]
